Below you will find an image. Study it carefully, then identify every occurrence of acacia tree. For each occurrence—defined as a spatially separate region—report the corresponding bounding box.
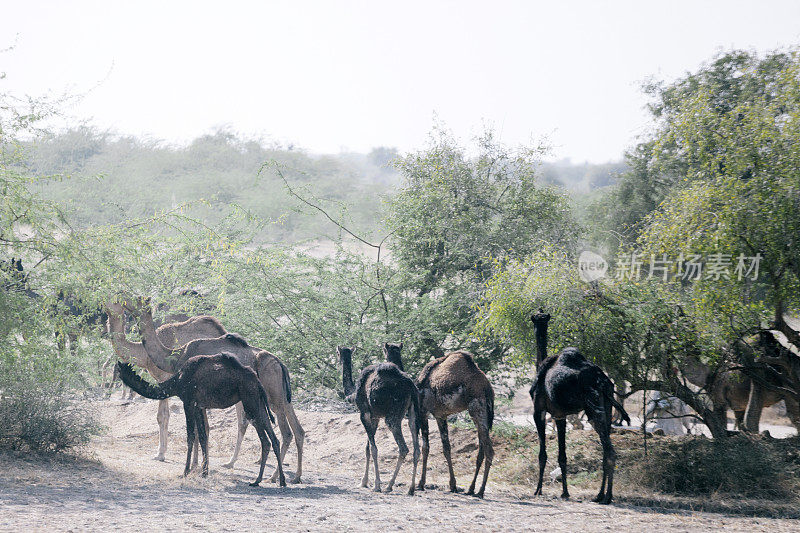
[385,128,579,370]
[476,248,730,438]
[636,49,800,423]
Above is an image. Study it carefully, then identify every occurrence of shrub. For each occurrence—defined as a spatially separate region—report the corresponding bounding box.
[625,434,800,499]
[0,377,101,453]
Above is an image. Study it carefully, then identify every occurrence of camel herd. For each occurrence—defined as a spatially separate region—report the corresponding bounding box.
[7,259,795,503]
[104,294,628,504]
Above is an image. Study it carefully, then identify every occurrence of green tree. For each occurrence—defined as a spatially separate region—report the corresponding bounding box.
[384,129,579,370]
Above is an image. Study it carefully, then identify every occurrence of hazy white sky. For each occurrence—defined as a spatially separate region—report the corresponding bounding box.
[3,1,800,162]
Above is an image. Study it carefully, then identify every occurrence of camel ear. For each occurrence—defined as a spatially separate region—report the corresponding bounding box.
[399,342,403,351]
[383,342,389,352]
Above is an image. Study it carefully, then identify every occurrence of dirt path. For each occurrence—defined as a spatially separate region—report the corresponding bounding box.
[0,399,796,532]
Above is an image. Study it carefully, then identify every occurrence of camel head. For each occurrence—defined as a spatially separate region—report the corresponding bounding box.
[122,295,151,317]
[382,342,404,371]
[531,308,551,365]
[337,346,356,399]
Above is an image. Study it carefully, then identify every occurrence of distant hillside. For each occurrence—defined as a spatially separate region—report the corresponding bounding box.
[23,127,399,242]
[21,128,623,243]
[540,158,627,192]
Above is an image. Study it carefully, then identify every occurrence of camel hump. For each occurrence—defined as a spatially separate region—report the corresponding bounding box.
[217,351,251,373]
[224,333,249,347]
[558,347,586,367]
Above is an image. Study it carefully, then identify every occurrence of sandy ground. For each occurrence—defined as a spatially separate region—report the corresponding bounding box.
[1,397,798,532]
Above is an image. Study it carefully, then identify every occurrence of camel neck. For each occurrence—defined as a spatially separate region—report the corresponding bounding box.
[138,308,175,373]
[532,312,550,367]
[341,352,355,397]
[107,307,170,381]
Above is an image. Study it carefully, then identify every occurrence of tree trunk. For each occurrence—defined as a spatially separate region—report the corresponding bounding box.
[635,380,729,439]
[743,382,763,432]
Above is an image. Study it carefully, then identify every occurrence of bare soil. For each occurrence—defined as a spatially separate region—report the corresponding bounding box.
[0,397,798,532]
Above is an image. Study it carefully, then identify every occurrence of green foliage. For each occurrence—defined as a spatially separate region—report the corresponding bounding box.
[22,127,397,243]
[477,249,707,381]
[637,50,800,326]
[386,128,579,370]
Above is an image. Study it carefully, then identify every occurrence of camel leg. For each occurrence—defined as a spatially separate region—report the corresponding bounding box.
[359,412,382,492]
[195,407,210,477]
[593,418,617,504]
[416,414,430,491]
[250,423,271,487]
[533,407,547,496]
[466,400,485,495]
[734,410,746,431]
[269,412,292,483]
[283,403,305,483]
[467,399,493,498]
[785,398,800,432]
[407,408,419,496]
[183,406,196,477]
[191,409,208,470]
[369,431,381,493]
[223,402,248,468]
[713,404,728,432]
[155,399,170,461]
[437,417,458,492]
[555,418,569,499]
[362,439,371,488]
[385,416,408,493]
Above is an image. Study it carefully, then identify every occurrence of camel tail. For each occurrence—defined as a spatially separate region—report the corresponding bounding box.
[115,362,172,400]
[607,389,631,426]
[486,388,494,431]
[258,382,276,424]
[409,384,423,435]
[280,361,292,404]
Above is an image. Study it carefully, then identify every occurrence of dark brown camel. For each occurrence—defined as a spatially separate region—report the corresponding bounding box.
[339,346,421,494]
[530,347,630,504]
[415,350,495,497]
[115,297,226,462]
[116,354,285,487]
[130,300,304,483]
[532,310,587,430]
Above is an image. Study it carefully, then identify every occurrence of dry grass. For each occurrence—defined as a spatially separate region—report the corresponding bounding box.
[470,420,800,518]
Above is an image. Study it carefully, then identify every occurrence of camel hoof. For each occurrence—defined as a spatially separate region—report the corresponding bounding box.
[385,485,393,493]
[221,462,234,469]
[466,488,475,496]
[560,492,570,500]
[373,487,382,493]
[249,481,260,487]
[475,491,485,499]
[533,489,542,496]
[289,477,302,484]
[153,455,166,462]
[407,487,415,496]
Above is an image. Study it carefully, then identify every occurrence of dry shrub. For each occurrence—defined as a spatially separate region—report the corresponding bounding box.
[0,378,101,453]
[623,434,800,500]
